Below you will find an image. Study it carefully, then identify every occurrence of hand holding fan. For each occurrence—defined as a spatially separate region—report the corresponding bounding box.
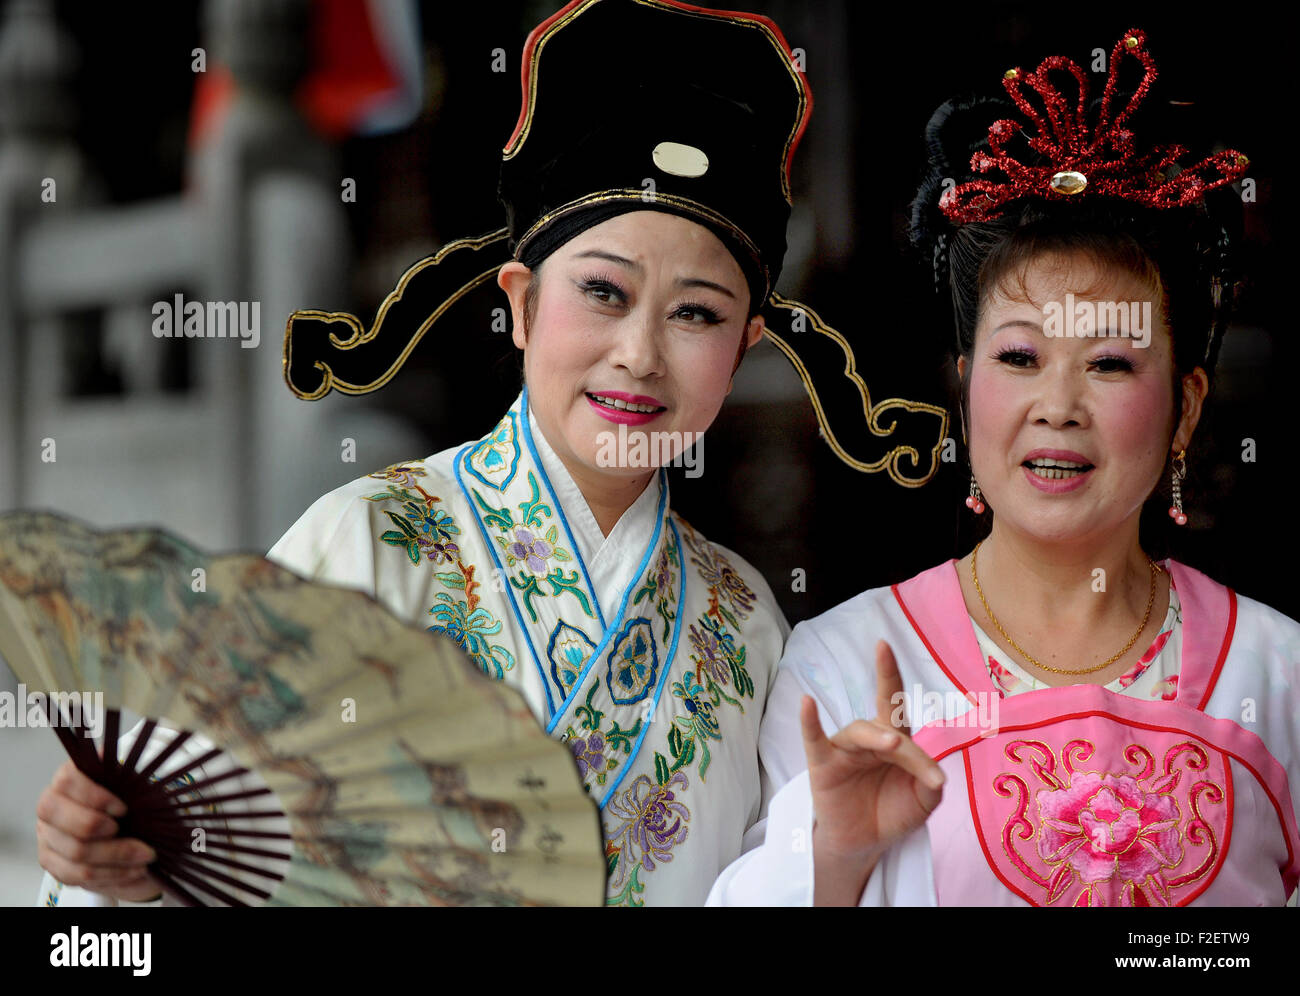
[0,510,605,905]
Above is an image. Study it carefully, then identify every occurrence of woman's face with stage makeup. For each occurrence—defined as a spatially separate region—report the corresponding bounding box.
[505,210,763,484]
[961,251,1204,546]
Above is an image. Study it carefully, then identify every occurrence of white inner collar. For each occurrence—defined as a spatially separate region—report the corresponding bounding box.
[526,405,666,606]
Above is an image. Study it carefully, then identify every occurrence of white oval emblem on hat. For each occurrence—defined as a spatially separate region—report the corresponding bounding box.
[652,141,709,178]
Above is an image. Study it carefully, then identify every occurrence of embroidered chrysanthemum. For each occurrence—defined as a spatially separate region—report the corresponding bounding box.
[688,622,731,686]
[605,773,690,882]
[692,544,755,619]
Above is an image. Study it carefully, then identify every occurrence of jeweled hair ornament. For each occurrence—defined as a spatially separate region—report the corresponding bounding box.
[939,28,1249,224]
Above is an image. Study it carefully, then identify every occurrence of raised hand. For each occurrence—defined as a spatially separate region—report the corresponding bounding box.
[36,760,161,903]
[801,640,944,905]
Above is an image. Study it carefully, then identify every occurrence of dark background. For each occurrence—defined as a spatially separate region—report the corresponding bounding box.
[47,0,1299,623]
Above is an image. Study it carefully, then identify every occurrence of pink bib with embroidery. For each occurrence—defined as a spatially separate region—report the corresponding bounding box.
[895,561,1300,907]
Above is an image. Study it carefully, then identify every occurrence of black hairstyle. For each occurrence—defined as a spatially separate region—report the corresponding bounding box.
[907,93,1243,441]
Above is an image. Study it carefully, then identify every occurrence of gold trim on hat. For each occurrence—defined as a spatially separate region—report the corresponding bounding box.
[763,293,951,487]
[514,188,770,301]
[503,0,807,206]
[282,229,510,400]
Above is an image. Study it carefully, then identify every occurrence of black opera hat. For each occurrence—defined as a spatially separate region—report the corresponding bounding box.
[500,0,808,310]
[284,0,949,486]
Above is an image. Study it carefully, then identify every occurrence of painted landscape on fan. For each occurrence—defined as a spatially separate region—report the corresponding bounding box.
[0,510,606,906]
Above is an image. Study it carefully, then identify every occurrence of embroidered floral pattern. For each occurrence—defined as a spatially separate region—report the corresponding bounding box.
[689,540,756,625]
[632,543,679,641]
[667,673,723,778]
[428,592,516,679]
[547,621,596,697]
[368,460,429,489]
[1038,771,1182,887]
[467,470,589,623]
[605,618,659,706]
[569,732,608,782]
[604,772,691,907]
[994,738,1225,906]
[362,420,766,906]
[508,527,555,577]
[465,410,521,490]
[564,519,761,905]
[361,466,522,681]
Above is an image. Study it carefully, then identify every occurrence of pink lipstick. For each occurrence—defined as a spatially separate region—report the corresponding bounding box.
[585,390,666,426]
[1021,448,1095,494]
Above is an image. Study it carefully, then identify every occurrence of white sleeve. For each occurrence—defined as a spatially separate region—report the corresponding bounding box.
[707,614,935,906]
[265,483,382,597]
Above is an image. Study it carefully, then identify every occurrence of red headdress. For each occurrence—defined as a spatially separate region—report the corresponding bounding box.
[938,28,1248,223]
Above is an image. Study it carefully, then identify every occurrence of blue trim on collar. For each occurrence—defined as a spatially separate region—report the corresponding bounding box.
[463,408,521,492]
[597,517,687,809]
[545,467,669,736]
[518,385,608,631]
[453,441,557,719]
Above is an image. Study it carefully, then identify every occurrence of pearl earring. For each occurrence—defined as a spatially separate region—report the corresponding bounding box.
[1168,449,1188,526]
[965,475,986,514]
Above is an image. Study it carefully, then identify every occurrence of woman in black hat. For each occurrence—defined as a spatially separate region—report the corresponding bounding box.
[34,0,945,907]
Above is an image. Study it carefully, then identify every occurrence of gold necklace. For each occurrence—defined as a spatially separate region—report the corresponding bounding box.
[970,541,1161,675]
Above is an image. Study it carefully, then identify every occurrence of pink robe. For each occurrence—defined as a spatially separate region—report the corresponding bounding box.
[708,559,1300,906]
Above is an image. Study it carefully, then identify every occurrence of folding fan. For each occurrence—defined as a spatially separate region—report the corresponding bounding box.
[0,510,605,906]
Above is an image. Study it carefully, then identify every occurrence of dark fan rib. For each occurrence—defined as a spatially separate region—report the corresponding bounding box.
[151,746,229,787]
[120,718,158,774]
[134,729,193,781]
[153,855,257,906]
[132,786,275,811]
[159,763,254,797]
[141,822,293,841]
[149,865,209,907]
[151,810,288,825]
[44,701,97,774]
[162,846,286,887]
[101,709,120,783]
[120,822,294,857]
[149,837,288,882]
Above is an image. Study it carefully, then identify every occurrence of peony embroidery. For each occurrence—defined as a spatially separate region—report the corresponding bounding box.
[1037,771,1182,889]
[994,738,1224,906]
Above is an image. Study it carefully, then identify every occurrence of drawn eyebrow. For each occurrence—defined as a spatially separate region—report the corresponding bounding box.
[572,251,736,300]
[574,250,641,272]
[676,278,735,299]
